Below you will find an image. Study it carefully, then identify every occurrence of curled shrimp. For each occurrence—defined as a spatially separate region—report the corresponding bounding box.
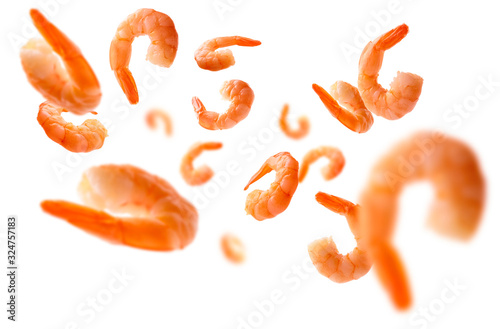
[194,36,261,71]
[279,104,310,139]
[221,233,246,264]
[20,9,101,114]
[180,142,223,186]
[358,24,423,120]
[41,164,198,251]
[359,131,485,309]
[110,8,178,105]
[308,192,372,283]
[312,82,373,133]
[192,80,254,130]
[145,108,173,136]
[244,152,299,221]
[298,146,345,183]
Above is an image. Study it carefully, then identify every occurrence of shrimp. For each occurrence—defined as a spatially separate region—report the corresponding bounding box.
[194,36,261,71]
[40,164,198,251]
[359,131,485,309]
[37,102,107,153]
[20,9,101,114]
[192,80,254,130]
[244,152,299,220]
[298,146,345,183]
[145,108,173,136]
[110,8,178,105]
[180,142,223,186]
[308,192,372,283]
[279,104,310,139]
[221,233,246,264]
[312,82,373,133]
[358,24,423,120]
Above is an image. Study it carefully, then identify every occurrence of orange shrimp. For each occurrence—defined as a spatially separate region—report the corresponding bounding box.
[145,108,173,136]
[180,142,223,186]
[279,104,310,139]
[298,146,345,183]
[221,233,246,264]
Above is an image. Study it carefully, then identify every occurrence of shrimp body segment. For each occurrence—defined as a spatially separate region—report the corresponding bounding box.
[145,109,173,136]
[279,104,310,139]
[358,24,423,120]
[221,233,246,264]
[298,146,345,183]
[192,80,254,130]
[41,164,198,251]
[20,9,101,114]
[194,36,261,71]
[180,142,223,186]
[244,152,299,220]
[110,8,178,104]
[308,192,372,283]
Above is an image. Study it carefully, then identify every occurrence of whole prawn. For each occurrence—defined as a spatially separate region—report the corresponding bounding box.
[298,146,345,183]
[279,104,310,139]
[180,142,223,186]
[145,108,173,136]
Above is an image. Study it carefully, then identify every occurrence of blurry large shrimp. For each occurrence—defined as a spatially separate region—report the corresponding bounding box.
[359,131,485,309]
[192,80,254,130]
[279,104,310,139]
[195,36,261,71]
[298,146,345,183]
[308,192,372,283]
[244,152,299,220]
[20,9,101,114]
[41,164,198,251]
[110,8,178,104]
[180,142,223,186]
[145,108,173,136]
[358,24,423,120]
[221,233,246,264]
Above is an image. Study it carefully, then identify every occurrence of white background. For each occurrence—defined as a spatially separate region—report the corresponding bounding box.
[1,0,499,328]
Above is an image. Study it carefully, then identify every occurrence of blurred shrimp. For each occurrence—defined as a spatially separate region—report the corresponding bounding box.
[244,152,299,220]
[195,36,261,71]
[279,104,310,139]
[20,9,101,114]
[145,109,173,136]
[180,142,223,186]
[41,164,198,251]
[110,8,178,104]
[298,146,345,183]
[192,80,254,130]
[358,24,423,120]
[308,192,372,283]
[312,82,373,133]
[221,233,246,264]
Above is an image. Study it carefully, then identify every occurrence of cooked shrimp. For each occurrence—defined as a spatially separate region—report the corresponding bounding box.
[312,82,373,133]
[41,164,198,251]
[20,9,101,114]
[298,146,345,183]
[359,131,485,309]
[192,80,254,130]
[279,104,310,139]
[145,108,173,136]
[194,36,261,71]
[180,142,223,186]
[110,8,178,104]
[221,233,246,264]
[308,192,372,283]
[358,24,423,120]
[244,152,299,220]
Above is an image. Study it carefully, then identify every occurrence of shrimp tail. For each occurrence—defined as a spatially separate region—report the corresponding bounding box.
[115,67,138,104]
[235,36,262,47]
[315,192,355,216]
[244,162,273,191]
[377,24,409,50]
[312,83,353,124]
[192,97,219,130]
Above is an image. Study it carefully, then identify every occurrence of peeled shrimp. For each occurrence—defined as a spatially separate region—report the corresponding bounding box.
[359,131,485,309]
[312,82,373,133]
[192,80,254,130]
[41,164,198,251]
[194,36,261,71]
[298,146,345,183]
[20,9,101,114]
[279,104,310,139]
[221,233,246,264]
[244,152,299,220]
[308,192,372,283]
[358,24,423,120]
[180,142,223,186]
[110,8,178,104]
[145,109,173,136]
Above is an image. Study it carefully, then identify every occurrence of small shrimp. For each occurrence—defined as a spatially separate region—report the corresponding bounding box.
[221,233,246,264]
[358,24,423,120]
[279,104,310,139]
[312,82,373,133]
[359,131,485,309]
[41,164,198,251]
[180,142,223,186]
[194,36,261,71]
[37,101,107,153]
[192,80,254,130]
[110,8,178,104]
[308,192,372,283]
[244,152,299,220]
[298,146,345,183]
[145,109,173,136]
[20,9,101,114]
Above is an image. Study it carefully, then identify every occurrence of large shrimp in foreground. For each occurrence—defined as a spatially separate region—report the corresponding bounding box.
[41,164,198,251]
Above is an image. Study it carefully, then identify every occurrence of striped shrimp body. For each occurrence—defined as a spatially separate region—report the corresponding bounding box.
[299,146,345,183]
